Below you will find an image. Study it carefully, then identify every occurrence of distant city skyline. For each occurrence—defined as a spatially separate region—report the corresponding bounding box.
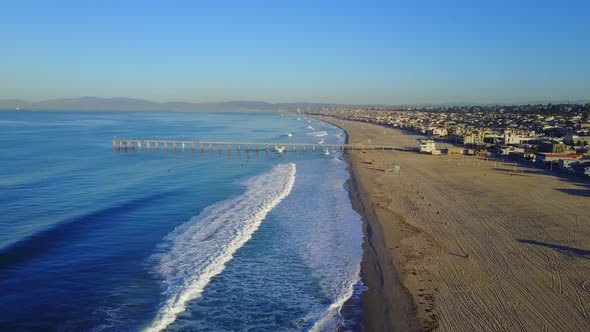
[1,0,589,105]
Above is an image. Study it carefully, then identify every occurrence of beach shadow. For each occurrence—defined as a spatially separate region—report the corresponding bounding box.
[557,179,590,189]
[491,168,529,176]
[531,168,590,183]
[555,188,590,197]
[516,239,590,259]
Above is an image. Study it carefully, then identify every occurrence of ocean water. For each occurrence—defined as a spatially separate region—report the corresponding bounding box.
[0,111,363,331]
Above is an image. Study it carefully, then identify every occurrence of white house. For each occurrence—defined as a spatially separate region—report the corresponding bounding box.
[504,130,525,145]
[419,139,436,153]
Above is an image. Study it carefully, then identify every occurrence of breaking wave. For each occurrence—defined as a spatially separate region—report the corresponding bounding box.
[306,131,328,137]
[143,163,296,332]
[278,157,363,330]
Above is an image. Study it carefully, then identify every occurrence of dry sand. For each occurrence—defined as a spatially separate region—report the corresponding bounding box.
[318,116,590,332]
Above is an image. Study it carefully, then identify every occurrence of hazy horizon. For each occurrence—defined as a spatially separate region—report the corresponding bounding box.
[1,0,589,105]
[2,95,590,109]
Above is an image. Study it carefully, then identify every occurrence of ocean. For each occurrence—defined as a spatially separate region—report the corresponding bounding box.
[0,111,363,331]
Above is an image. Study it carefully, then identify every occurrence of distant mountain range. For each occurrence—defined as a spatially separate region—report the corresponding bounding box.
[0,97,350,111]
[0,97,588,111]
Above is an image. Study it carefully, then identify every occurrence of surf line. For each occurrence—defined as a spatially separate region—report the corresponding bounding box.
[143,163,296,332]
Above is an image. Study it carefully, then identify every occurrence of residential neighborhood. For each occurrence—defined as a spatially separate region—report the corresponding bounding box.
[306,103,590,177]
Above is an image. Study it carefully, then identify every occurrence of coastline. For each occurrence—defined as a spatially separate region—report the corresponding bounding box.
[316,115,590,332]
[314,116,421,331]
[345,151,421,331]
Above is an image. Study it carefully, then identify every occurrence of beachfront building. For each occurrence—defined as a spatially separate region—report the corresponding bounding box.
[536,153,583,163]
[564,133,590,146]
[466,130,484,146]
[450,129,496,146]
[426,127,448,138]
[497,145,525,156]
[538,140,566,153]
[419,139,436,153]
[503,130,528,145]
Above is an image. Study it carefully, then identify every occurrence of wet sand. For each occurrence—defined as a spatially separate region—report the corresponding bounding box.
[318,116,590,331]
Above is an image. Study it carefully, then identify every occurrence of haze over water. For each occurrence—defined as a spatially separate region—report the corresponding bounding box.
[0,111,363,331]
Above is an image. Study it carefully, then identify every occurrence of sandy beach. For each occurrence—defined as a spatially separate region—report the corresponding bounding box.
[317,116,590,331]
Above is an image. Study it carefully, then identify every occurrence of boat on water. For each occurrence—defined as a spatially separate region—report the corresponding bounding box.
[318,139,324,144]
[323,149,330,156]
[274,145,286,153]
[281,133,293,137]
[306,125,315,130]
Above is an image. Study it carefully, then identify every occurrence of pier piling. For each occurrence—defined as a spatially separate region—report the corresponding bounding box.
[112,139,401,155]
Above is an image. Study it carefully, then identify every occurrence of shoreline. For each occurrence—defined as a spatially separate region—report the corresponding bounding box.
[345,151,421,331]
[313,115,421,331]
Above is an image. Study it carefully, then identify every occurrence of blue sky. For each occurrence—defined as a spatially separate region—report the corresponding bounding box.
[1,0,589,105]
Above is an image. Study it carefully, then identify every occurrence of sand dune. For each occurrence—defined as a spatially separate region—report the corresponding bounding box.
[318,116,590,332]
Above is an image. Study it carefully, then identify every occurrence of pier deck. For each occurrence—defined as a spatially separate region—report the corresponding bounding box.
[112,139,408,152]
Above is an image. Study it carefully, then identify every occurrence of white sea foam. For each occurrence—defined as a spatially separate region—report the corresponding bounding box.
[277,157,363,330]
[144,163,296,332]
[306,130,328,137]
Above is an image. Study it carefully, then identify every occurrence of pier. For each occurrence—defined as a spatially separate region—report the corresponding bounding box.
[112,139,407,153]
